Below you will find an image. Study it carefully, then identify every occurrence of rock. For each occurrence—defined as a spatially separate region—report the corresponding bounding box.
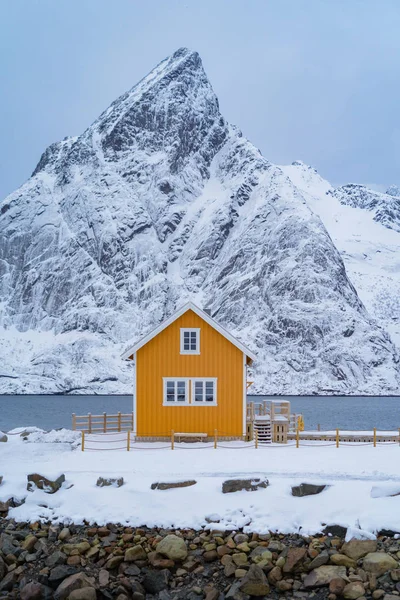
[323,525,348,538]
[391,569,400,582]
[148,552,175,569]
[22,535,38,551]
[250,547,272,564]
[342,539,377,560]
[0,432,7,442]
[96,477,124,487]
[68,589,97,600]
[343,582,366,599]
[20,582,53,600]
[123,564,141,577]
[58,528,71,541]
[239,564,270,596]
[235,568,247,578]
[283,547,307,573]
[276,580,292,592]
[142,569,170,594]
[222,478,269,494]
[27,473,65,494]
[54,572,94,600]
[304,565,347,588]
[98,569,109,587]
[330,553,357,568]
[372,592,385,600]
[49,565,78,585]
[125,544,148,562]
[0,555,6,580]
[156,534,188,561]
[105,555,124,569]
[232,552,248,566]
[291,483,327,497]
[363,553,398,577]
[309,550,330,569]
[0,532,19,555]
[203,550,218,562]
[0,571,17,592]
[268,566,283,584]
[151,480,197,490]
[329,578,347,595]
[46,551,67,568]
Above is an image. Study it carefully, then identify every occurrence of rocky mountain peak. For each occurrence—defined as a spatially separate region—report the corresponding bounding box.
[386,184,400,198]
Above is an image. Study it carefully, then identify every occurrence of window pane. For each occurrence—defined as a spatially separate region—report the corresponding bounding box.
[183,331,190,350]
[190,331,197,350]
[194,381,203,402]
[205,381,214,402]
[177,381,186,402]
[166,381,175,402]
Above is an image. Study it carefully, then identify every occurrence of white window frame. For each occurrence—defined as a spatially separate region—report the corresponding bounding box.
[163,378,190,406]
[180,328,200,355]
[191,378,217,406]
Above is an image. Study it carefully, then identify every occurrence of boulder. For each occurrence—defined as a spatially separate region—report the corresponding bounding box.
[322,524,347,538]
[222,478,269,494]
[46,551,67,568]
[329,578,347,595]
[156,534,188,561]
[0,432,7,442]
[309,550,330,570]
[125,544,147,562]
[151,480,196,490]
[330,554,357,568]
[142,569,170,594]
[0,571,17,592]
[27,473,65,494]
[291,483,327,497]
[68,590,97,600]
[342,539,377,560]
[96,477,124,487]
[343,582,366,599]
[54,572,95,600]
[304,565,347,588]
[20,581,53,600]
[282,547,307,573]
[363,552,398,576]
[49,565,78,586]
[239,564,270,596]
[148,552,174,569]
[250,547,272,564]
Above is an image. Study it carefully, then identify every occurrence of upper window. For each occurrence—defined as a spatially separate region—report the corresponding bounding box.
[180,328,200,355]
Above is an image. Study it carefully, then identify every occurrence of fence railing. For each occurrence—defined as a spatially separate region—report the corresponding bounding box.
[72,412,133,433]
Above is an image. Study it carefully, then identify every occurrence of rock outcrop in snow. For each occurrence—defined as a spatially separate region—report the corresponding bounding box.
[0,48,399,394]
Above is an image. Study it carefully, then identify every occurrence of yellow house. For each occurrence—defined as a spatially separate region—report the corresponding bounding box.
[122,302,256,440]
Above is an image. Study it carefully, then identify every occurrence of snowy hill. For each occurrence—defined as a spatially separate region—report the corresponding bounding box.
[0,48,399,395]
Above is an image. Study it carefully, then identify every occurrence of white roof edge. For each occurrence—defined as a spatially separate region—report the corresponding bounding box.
[121,302,257,362]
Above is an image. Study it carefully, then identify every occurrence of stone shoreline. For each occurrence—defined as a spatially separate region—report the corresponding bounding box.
[1,519,400,600]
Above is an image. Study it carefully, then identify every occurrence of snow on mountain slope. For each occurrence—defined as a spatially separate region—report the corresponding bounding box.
[1,48,399,395]
[282,162,400,348]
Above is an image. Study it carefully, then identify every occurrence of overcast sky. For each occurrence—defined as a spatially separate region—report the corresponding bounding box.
[1,0,400,200]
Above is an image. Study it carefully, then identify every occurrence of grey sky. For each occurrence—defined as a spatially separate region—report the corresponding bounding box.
[1,0,400,200]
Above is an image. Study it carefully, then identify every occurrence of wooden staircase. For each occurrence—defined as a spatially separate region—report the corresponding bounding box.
[254,417,272,444]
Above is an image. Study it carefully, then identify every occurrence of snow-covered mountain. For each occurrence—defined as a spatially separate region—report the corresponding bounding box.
[282,162,400,352]
[1,48,399,395]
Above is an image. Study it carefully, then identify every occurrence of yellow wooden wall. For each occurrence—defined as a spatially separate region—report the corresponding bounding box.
[135,310,244,437]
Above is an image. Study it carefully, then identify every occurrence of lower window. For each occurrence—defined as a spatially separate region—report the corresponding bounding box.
[192,379,217,405]
[163,379,189,405]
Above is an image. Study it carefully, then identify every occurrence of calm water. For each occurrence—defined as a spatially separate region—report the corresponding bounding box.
[0,394,400,432]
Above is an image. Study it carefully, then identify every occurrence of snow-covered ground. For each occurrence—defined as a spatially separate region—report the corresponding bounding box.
[1,429,400,538]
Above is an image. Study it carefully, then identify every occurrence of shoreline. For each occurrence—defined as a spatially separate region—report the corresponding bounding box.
[0,519,399,599]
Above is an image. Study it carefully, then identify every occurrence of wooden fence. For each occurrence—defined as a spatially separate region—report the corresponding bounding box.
[72,412,133,433]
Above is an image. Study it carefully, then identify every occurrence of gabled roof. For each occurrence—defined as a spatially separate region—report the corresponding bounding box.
[121,302,256,362]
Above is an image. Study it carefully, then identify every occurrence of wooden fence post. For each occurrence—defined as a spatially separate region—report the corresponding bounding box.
[255,428,258,449]
[214,429,218,449]
[127,430,131,452]
[336,428,339,448]
[296,428,299,448]
[72,414,76,431]
[88,413,92,434]
[373,427,377,448]
[171,430,174,450]
[399,428,400,446]
[103,413,107,433]
[317,423,321,432]
[81,431,85,452]
[118,412,121,432]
